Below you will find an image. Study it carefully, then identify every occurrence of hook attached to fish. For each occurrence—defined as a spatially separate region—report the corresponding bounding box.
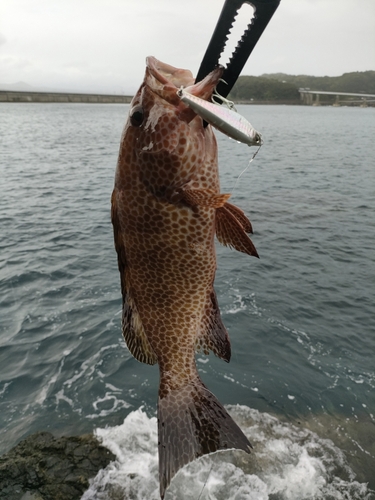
[177,86,262,147]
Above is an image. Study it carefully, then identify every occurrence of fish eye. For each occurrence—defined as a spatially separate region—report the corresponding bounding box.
[130,105,144,127]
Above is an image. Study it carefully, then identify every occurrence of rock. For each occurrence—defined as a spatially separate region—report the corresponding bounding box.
[0,432,116,500]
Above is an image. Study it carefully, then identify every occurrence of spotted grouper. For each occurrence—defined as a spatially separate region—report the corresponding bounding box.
[111,56,258,498]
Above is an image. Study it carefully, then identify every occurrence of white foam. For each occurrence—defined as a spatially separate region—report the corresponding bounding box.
[225,291,247,315]
[86,392,130,419]
[64,343,118,389]
[81,406,372,500]
[81,408,159,500]
[197,357,209,364]
[55,388,75,409]
[0,382,12,397]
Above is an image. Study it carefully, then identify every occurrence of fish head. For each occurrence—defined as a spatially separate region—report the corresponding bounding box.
[117,56,223,197]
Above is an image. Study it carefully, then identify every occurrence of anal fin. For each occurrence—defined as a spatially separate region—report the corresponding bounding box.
[196,289,231,362]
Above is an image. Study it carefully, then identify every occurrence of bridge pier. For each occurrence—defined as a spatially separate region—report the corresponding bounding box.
[312,93,321,106]
[333,95,340,107]
[300,92,313,105]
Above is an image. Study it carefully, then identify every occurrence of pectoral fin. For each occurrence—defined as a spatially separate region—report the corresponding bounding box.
[196,289,231,362]
[216,203,259,257]
[223,201,253,233]
[180,188,231,208]
[111,190,157,365]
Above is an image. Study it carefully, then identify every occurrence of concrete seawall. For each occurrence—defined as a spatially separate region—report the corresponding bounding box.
[0,90,133,103]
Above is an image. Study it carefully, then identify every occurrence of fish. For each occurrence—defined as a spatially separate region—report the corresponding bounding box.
[111,56,258,499]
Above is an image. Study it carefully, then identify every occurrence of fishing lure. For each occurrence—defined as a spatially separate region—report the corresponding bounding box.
[177,87,262,147]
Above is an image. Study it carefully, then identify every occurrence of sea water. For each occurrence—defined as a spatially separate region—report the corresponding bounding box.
[0,102,374,499]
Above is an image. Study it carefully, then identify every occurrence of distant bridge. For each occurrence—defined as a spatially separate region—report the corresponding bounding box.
[299,89,375,106]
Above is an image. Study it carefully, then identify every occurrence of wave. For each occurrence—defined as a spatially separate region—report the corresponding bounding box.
[81,406,373,500]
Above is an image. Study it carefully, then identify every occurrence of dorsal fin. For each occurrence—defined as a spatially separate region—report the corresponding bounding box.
[111,190,157,365]
[111,190,127,301]
[122,295,158,365]
[196,289,231,362]
[216,203,259,257]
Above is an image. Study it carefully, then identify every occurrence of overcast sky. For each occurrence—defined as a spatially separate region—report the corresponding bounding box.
[1,0,374,94]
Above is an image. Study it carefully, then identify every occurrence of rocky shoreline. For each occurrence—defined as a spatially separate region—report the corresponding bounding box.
[0,431,115,500]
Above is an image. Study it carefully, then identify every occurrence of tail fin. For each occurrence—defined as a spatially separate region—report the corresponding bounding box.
[158,376,252,498]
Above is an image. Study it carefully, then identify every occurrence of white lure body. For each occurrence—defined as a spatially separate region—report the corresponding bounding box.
[177,88,262,147]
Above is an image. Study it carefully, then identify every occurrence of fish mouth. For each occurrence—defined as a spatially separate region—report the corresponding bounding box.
[146,56,195,88]
[146,56,223,104]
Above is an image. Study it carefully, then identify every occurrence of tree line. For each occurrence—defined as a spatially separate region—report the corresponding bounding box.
[229,70,375,102]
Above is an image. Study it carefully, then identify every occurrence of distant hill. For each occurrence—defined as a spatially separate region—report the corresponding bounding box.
[229,70,375,102]
[0,81,37,91]
[3,71,374,104]
[0,81,63,92]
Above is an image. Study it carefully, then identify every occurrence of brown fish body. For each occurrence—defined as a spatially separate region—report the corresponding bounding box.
[112,57,258,498]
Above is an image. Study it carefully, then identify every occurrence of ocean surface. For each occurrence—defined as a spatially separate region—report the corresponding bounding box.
[0,102,374,499]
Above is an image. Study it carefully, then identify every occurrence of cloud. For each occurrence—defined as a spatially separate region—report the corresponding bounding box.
[0,0,374,93]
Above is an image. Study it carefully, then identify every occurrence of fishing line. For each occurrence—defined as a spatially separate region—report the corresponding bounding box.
[197,461,214,500]
[230,143,262,196]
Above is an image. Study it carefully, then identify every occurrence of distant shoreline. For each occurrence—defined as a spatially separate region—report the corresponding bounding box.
[0,91,372,107]
[0,90,132,104]
[0,90,298,105]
